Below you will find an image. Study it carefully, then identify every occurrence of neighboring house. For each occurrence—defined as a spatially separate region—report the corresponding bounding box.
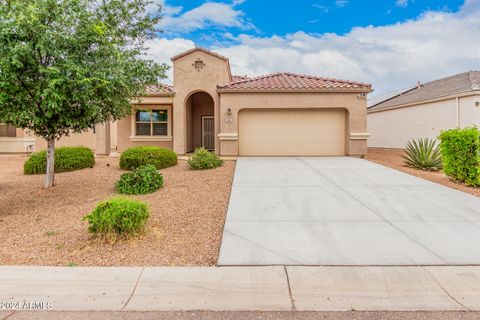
[118,47,372,156]
[1,47,372,156]
[0,124,115,154]
[368,71,480,149]
[0,124,35,153]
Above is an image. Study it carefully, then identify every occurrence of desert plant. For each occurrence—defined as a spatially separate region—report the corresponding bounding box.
[188,147,223,170]
[439,127,480,187]
[119,146,177,170]
[24,146,95,175]
[83,197,149,240]
[115,165,163,195]
[403,138,443,171]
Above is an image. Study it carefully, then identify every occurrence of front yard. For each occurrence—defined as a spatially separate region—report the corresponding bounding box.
[365,148,480,197]
[0,155,235,266]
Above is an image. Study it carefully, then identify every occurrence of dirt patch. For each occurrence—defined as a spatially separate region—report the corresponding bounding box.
[0,155,235,266]
[365,148,480,197]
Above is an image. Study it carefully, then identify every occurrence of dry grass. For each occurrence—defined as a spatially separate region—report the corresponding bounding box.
[365,148,480,197]
[0,154,235,266]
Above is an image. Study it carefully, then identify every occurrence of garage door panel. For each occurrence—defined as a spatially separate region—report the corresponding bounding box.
[239,109,346,156]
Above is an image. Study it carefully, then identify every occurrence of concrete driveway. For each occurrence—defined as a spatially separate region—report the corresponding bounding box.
[218,157,480,266]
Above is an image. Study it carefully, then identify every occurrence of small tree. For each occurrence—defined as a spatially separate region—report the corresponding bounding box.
[0,0,167,188]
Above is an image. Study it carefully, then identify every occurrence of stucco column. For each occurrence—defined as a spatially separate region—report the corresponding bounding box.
[95,122,111,155]
[347,104,369,156]
[173,95,186,154]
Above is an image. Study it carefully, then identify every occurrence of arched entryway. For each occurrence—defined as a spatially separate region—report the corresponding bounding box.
[185,91,215,153]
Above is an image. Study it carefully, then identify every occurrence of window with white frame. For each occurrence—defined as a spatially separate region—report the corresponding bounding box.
[135,109,168,136]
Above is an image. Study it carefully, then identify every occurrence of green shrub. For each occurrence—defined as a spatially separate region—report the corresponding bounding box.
[403,138,443,171]
[83,197,149,239]
[188,147,223,170]
[115,165,163,195]
[24,146,95,175]
[439,127,480,186]
[119,146,177,170]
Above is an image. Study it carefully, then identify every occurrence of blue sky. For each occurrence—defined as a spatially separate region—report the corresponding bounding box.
[162,0,464,44]
[147,0,480,97]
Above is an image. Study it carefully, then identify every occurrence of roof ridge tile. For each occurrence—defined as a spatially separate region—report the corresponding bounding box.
[218,72,371,90]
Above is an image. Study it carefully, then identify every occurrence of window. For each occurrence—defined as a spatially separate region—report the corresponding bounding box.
[0,123,16,137]
[135,109,168,136]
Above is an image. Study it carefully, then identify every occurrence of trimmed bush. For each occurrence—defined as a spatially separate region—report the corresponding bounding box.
[119,146,177,170]
[83,197,149,239]
[24,146,95,175]
[115,165,163,195]
[439,127,480,187]
[403,138,443,171]
[188,147,223,170]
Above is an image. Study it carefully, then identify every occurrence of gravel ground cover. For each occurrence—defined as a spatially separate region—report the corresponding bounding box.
[365,148,480,197]
[0,154,235,266]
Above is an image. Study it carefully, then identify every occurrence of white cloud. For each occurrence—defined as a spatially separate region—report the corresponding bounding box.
[213,2,480,96]
[146,0,182,16]
[312,4,329,13]
[395,0,414,8]
[159,1,253,34]
[335,0,349,8]
[144,38,196,81]
[146,1,480,96]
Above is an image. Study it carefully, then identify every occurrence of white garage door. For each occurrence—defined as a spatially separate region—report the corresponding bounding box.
[239,109,346,156]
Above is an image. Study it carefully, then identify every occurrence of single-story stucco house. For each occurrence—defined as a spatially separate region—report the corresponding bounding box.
[1,47,372,156]
[368,71,480,149]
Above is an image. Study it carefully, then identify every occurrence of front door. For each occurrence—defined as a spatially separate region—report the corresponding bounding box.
[202,116,215,151]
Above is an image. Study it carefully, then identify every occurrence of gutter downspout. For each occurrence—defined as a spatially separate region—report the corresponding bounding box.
[456,96,460,128]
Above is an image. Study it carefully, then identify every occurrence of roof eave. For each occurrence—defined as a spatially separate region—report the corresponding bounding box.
[171,47,229,62]
[144,93,175,97]
[368,90,480,114]
[217,88,372,94]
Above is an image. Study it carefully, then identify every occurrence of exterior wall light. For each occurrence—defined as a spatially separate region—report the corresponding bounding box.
[227,108,232,115]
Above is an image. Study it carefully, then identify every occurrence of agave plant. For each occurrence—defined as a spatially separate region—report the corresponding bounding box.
[403,138,443,171]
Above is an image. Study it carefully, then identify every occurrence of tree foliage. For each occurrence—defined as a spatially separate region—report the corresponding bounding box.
[0,0,167,186]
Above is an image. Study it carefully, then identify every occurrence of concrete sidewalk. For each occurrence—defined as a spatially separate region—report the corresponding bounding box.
[1,266,480,311]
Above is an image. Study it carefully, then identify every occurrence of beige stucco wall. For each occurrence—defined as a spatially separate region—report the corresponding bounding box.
[172,51,231,154]
[0,127,35,153]
[34,129,96,151]
[218,92,369,156]
[110,121,117,151]
[367,94,480,148]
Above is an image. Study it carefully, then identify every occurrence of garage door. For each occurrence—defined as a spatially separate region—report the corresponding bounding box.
[239,109,346,156]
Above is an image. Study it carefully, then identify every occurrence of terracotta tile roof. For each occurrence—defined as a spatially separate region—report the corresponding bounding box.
[171,47,229,62]
[144,84,174,96]
[218,72,371,91]
[369,71,480,112]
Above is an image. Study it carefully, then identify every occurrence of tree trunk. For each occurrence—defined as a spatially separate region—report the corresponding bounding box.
[44,138,55,188]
